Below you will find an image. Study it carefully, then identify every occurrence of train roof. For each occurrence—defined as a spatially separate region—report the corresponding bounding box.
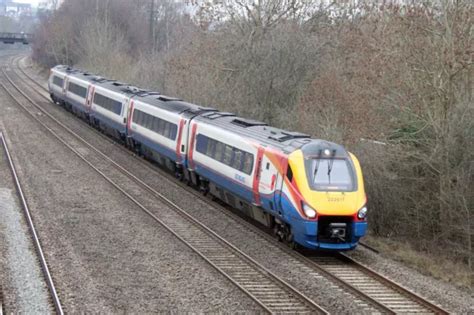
[195,112,312,152]
[136,94,216,116]
[54,65,161,97]
[97,80,158,97]
[51,65,335,153]
[52,65,108,85]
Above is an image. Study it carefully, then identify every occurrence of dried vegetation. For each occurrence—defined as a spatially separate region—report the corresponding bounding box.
[32,0,472,288]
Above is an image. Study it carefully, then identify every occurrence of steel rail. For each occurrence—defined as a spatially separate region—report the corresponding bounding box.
[14,56,450,314]
[1,66,327,314]
[0,132,64,315]
[358,241,380,254]
[335,253,449,314]
[15,56,48,92]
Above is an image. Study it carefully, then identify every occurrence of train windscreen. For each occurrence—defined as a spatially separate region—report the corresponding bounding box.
[307,159,355,191]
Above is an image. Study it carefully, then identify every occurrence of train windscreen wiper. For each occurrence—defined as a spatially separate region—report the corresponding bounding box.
[313,149,322,182]
[327,149,336,183]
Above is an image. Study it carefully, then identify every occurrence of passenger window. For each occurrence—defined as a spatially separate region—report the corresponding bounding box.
[140,112,146,127]
[206,139,216,157]
[164,122,171,138]
[136,111,142,125]
[196,134,207,153]
[146,114,153,129]
[223,145,233,165]
[214,142,225,162]
[233,150,243,170]
[152,117,159,132]
[242,153,254,175]
[159,119,166,135]
[132,110,139,123]
[155,118,162,133]
[114,101,122,115]
[170,124,177,140]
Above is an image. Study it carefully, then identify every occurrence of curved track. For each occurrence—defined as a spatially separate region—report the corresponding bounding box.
[0,131,64,315]
[11,55,450,314]
[1,57,327,314]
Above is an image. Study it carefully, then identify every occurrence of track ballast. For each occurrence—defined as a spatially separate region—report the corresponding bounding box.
[10,55,450,314]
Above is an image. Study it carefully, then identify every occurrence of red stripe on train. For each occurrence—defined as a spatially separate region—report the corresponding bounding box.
[188,123,198,169]
[127,100,135,132]
[252,146,265,206]
[175,118,185,163]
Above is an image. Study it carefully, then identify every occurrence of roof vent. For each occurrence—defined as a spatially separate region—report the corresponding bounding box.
[158,96,182,102]
[197,106,216,111]
[137,91,160,97]
[202,112,235,120]
[65,67,78,73]
[231,118,267,128]
[112,82,127,86]
[91,76,109,83]
[269,131,310,142]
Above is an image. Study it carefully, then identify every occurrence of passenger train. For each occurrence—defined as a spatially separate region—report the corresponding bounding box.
[49,65,368,250]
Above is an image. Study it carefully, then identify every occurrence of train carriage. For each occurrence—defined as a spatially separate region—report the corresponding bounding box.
[189,113,368,250]
[62,72,95,117]
[127,96,215,174]
[189,115,265,222]
[88,80,133,137]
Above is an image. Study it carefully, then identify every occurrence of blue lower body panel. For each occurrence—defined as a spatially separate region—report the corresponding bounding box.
[193,161,367,251]
[194,162,254,202]
[90,110,126,134]
[292,219,367,250]
[130,131,178,162]
[65,96,88,114]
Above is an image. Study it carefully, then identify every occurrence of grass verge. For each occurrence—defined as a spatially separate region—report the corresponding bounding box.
[363,236,472,290]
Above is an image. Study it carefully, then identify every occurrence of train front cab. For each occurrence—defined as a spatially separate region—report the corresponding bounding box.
[281,143,368,250]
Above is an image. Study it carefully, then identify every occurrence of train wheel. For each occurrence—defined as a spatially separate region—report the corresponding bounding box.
[273,225,284,242]
[174,164,184,181]
[289,242,299,250]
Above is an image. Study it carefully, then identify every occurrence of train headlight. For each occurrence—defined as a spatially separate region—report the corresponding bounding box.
[358,206,368,219]
[302,203,317,219]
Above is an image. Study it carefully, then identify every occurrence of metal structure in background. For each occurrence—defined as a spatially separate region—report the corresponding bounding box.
[0,32,33,44]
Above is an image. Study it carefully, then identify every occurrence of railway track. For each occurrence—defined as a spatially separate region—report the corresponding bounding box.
[11,55,450,314]
[0,131,64,315]
[309,254,449,314]
[1,60,327,314]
